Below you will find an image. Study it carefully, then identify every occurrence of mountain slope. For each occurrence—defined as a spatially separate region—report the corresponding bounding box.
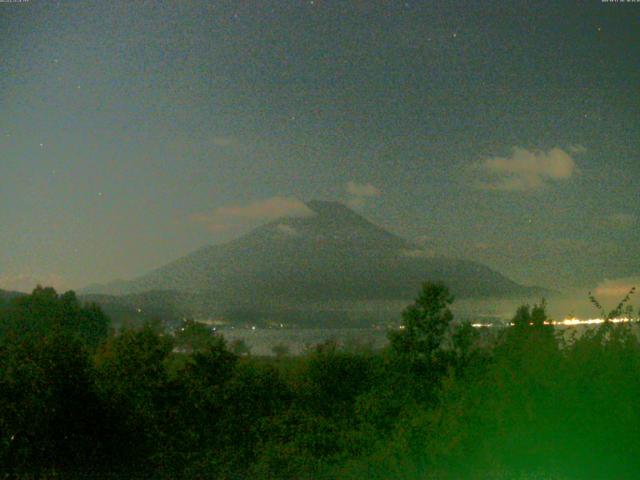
[0,288,26,303]
[84,201,547,311]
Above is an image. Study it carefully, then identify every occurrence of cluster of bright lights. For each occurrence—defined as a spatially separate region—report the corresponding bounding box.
[471,317,634,328]
[547,317,633,326]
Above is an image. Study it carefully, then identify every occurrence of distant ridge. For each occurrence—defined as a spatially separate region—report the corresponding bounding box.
[0,288,26,302]
[82,200,550,323]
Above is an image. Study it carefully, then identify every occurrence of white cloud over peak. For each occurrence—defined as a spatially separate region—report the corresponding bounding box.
[475,147,580,191]
[346,181,381,197]
[345,181,381,209]
[190,197,313,233]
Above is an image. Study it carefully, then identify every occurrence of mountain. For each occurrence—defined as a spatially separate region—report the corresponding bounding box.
[0,288,26,303]
[82,201,549,324]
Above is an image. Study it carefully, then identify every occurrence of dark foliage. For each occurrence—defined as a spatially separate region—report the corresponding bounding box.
[1,283,639,478]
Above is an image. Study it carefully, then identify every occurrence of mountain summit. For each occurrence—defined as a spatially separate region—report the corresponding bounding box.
[84,201,546,321]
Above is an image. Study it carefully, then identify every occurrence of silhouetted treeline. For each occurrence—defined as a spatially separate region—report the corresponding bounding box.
[0,283,639,479]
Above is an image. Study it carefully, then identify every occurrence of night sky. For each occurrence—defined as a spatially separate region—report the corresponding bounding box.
[1,0,639,296]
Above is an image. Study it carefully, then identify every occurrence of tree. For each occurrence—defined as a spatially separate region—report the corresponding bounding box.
[388,281,454,362]
[505,301,555,360]
[161,336,239,477]
[272,343,290,358]
[451,320,482,373]
[93,324,174,474]
[0,286,109,350]
[362,282,457,424]
[230,338,251,356]
[174,318,217,352]
[589,286,636,321]
[0,332,106,476]
[303,340,374,420]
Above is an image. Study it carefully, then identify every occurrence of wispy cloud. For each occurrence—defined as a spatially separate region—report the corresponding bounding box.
[190,196,313,233]
[346,181,381,208]
[474,147,581,191]
[568,144,587,154]
[593,276,639,298]
[346,181,381,197]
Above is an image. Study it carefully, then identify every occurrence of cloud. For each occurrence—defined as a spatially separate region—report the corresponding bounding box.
[190,196,313,233]
[0,272,69,293]
[593,277,640,299]
[568,144,587,154]
[216,197,312,220]
[474,147,580,191]
[346,196,367,209]
[345,181,381,208]
[346,181,381,197]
